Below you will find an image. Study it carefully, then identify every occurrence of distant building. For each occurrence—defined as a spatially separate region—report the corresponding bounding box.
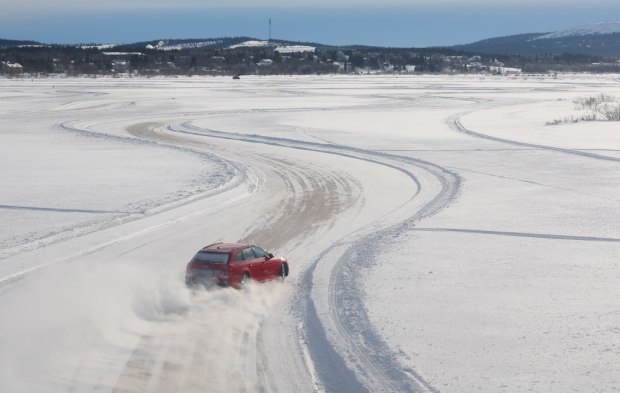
[333,61,345,71]
[489,66,522,75]
[146,41,166,50]
[466,62,487,71]
[112,60,129,73]
[102,52,145,57]
[1,61,23,75]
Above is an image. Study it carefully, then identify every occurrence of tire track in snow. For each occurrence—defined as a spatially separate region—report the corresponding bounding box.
[0,120,241,264]
[108,121,364,393]
[0,204,130,214]
[239,154,362,251]
[443,165,620,203]
[448,112,620,163]
[169,122,459,393]
[322,156,458,393]
[409,227,620,243]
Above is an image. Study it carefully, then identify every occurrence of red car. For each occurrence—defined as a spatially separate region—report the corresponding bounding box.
[185,243,289,288]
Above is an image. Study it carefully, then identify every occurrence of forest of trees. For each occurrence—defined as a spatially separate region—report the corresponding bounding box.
[1,40,619,77]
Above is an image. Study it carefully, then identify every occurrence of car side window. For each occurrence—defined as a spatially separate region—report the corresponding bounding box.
[242,247,256,260]
[234,251,244,262]
[252,246,268,258]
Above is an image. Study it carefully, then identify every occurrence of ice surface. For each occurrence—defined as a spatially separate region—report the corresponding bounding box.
[0,74,619,393]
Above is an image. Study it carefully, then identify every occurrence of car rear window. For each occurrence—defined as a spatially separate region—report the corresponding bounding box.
[192,251,229,264]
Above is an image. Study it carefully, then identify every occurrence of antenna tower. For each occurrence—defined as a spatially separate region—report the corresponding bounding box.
[269,18,272,41]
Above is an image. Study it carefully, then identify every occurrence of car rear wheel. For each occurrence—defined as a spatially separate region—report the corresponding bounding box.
[239,273,250,288]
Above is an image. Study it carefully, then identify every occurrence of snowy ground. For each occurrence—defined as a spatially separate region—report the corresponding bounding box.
[1,74,619,393]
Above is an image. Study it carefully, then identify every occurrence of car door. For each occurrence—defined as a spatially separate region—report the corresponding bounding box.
[230,249,247,284]
[252,246,278,279]
[242,247,266,281]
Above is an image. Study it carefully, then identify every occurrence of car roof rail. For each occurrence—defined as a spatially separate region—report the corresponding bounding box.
[203,242,223,249]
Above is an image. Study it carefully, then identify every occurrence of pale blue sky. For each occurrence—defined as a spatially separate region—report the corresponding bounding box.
[1,2,619,46]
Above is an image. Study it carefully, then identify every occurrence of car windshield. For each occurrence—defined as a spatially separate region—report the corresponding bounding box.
[252,246,268,258]
[192,251,229,264]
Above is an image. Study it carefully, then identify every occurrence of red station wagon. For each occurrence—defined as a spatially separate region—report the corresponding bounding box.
[185,243,289,288]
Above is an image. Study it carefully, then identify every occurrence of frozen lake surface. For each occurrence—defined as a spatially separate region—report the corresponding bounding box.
[1,75,619,392]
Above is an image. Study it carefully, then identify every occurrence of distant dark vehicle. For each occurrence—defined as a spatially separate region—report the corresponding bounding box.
[232,74,241,79]
[185,243,288,288]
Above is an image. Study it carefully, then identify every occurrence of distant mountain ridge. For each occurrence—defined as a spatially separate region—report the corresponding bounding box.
[453,22,620,57]
[2,21,620,58]
[535,21,620,40]
[0,39,40,49]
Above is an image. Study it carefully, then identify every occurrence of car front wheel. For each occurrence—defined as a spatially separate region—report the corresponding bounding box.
[279,263,288,280]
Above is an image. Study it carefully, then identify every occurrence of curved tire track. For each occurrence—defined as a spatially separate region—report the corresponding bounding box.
[109,120,367,393]
[169,121,460,393]
[448,112,620,163]
[318,156,458,393]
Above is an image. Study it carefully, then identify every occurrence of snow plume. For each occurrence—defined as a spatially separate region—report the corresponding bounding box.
[0,259,289,392]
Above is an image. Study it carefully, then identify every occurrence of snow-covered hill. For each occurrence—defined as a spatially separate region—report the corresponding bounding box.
[151,40,224,51]
[138,38,317,53]
[536,21,620,40]
[228,40,316,53]
[0,38,40,49]
[454,21,620,57]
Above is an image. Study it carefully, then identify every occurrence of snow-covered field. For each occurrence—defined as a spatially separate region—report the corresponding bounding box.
[0,74,619,393]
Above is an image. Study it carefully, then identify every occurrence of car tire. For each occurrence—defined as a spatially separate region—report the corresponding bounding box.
[279,263,288,280]
[239,273,250,288]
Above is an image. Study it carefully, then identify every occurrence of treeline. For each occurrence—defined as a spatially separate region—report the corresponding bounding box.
[1,42,619,76]
[1,46,113,75]
[0,45,447,76]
